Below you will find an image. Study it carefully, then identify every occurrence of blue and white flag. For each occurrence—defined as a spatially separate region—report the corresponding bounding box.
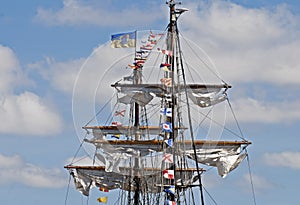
[164,185,175,195]
[111,31,136,48]
[164,139,173,147]
[162,122,172,132]
[160,108,172,117]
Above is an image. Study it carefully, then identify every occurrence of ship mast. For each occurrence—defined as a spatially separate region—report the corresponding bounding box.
[166,0,176,203]
[132,32,142,205]
[167,1,205,204]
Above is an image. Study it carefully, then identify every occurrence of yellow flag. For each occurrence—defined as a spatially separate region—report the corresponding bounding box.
[97,196,108,203]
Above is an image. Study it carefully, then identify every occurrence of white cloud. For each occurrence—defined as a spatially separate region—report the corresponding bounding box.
[238,173,273,192]
[35,0,164,27]
[0,153,66,188]
[0,45,62,136]
[36,43,130,101]
[0,92,62,136]
[231,98,300,124]
[0,45,29,94]
[263,151,300,170]
[33,1,300,126]
[181,1,300,86]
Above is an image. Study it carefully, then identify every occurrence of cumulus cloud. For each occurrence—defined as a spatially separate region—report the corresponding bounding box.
[35,0,164,27]
[0,45,28,94]
[0,153,66,188]
[263,151,300,170]
[231,98,300,123]
[34,43,130,102]
[0,45,62,136]
[0,92,62,135]
[181,1,300,86]
[32,1,300,126]
[238,173,274,192]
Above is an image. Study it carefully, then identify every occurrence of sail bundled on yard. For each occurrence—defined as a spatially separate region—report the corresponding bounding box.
[188,88,227,107]
[183,141,249,177]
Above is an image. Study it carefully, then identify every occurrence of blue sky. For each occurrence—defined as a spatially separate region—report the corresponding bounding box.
[0,0,299,205]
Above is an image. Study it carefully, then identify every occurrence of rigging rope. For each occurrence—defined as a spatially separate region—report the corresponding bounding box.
[84,93,116,127]
[226,97,248,141]
[175,23,205,205]
[69,132,89,164]
[64,174,72,205]
[180,33,227,85]
[203,186,218,205]
[246,149,257,205]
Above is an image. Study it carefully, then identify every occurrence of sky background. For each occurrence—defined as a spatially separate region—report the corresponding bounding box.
[0,0,299,205]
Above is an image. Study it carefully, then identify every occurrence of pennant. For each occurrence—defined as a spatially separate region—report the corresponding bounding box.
[164,139,173,147]
[99,187,109,192]
[160,63,171,72]
[166,200,176,205]
[164,185,175,195]
[157,48,173,56]
[163,153,173,163]
[162,122,172,132]
[140,45,153,50]
[111,31,136,48]
[163,169,174,179]
[112,121,122,126]
[160,108,172,117]
[160,78,172,87]
[114,110,126,117]
[97,196,108,203]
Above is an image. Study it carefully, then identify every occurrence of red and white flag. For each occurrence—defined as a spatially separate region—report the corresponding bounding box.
[160,78,172,87]
[157,48,173,56]
[114,110,126,117]
[163,169,174,179]
[163,153,173,163]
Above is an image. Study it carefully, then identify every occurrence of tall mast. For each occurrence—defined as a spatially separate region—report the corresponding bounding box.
[166,0,177,203]
[133,31,141,205]
[167,1,206,204]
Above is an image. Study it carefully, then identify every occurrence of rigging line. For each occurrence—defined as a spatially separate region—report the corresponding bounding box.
[246,149,257,205]
[142,30,168,83]
[69,132,89,165]
[105,100,118,125]
[86,195,89,205]
[188,102,244,140]
[142,46,163,83]
[193,106,213,134]
[64,174,72,205]
[226,97,247,141]
[176,24,205,205]
[189,186,196,205]
[203,186,218,205]
[84,93,116,127]
[180,33,227,84]
[113,186,125,205]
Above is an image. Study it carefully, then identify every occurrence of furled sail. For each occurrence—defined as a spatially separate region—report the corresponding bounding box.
[112,83,231,98]
[188,88,227,108]
[118,91,154,106]
[183,141,249,177]
[66,165,203,195]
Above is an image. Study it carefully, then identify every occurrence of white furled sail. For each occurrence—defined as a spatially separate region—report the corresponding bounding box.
[188,89,227,107]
